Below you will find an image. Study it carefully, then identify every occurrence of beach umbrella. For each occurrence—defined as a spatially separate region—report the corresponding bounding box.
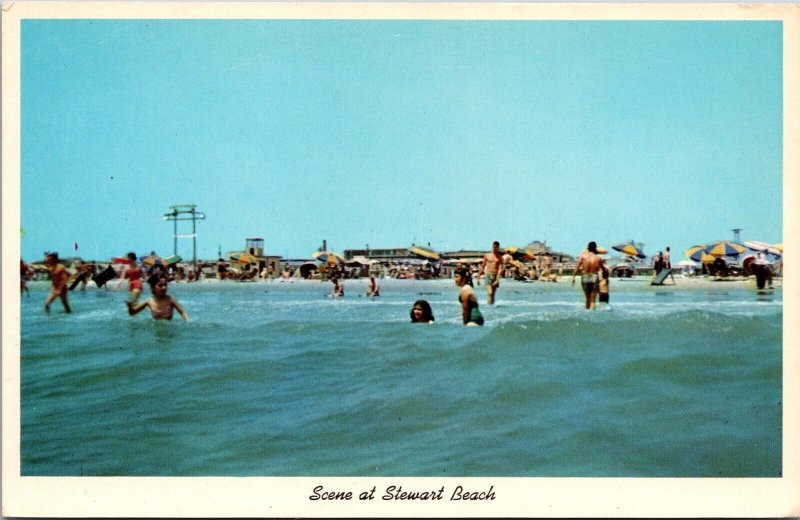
[700,252,716,264]
[704,241,746,257]
[744,241,782,256]
[409,245,440,261]
[612,243,646,259]
[685,245,707,262]
[677,259,699,267]
[581,246,608,255]
[508,259,526,270]
[313,251,345,266]
[141,254,164,267]
[111,256,132,265]
[230,252,257,265]
[163,254,182,266]
[504,246,534,260]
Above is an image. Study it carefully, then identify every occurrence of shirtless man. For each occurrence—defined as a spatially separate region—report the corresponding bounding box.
[571,241,605,310]
[44,252,71,313]
[479,241,504,305]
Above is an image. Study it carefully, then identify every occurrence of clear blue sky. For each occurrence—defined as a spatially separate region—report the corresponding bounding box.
[20,20,783,261]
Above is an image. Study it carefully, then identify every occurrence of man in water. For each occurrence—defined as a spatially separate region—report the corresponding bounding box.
[479,241,504,305]
[571,241,605,310]
[44,252,71,313]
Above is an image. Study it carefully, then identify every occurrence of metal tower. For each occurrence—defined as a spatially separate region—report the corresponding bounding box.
[163,204,206,269]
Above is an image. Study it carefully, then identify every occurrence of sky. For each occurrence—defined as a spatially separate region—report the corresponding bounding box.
[19,19,783,262]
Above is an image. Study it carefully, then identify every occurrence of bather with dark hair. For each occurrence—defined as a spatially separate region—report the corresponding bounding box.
[410,300,435,323]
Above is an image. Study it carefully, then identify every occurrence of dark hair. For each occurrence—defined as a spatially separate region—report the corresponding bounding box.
[587,241,597,253]
[148,274,168,290]
[454,266,473,287]
[493,241,500,247]
[410,300,435,323]
[127,252,137,261]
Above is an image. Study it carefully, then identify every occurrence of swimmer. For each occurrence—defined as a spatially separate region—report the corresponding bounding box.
[410,300,435,323]
[598,264,610,304]
[454,266,484,326]
[43,252,71,314]
[20,258,33,295]
[367,276,380,297]
[126,276,189,321]
[571,241,605,310]
[115,252,145,304]
[330,277,344,298]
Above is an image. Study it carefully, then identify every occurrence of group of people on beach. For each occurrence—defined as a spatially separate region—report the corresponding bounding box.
[31,240,616,324]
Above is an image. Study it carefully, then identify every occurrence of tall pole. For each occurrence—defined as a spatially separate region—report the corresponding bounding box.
[173,211,178,256]
[192,208,197,270]
[420,203,424,246]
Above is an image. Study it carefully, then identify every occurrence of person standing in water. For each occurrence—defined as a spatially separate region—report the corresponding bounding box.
[116,252,145,304]
[478,241,504,305]
[366,276,380,297]
[571,241,605,310]
[126,276,189,321]
[44,252,71,314]
[330,277,344,297]
[20,258,33,295]
[454,266,484,326]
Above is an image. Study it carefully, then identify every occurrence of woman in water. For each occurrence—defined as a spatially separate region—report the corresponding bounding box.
[410,300,435,323]
[454,266,483,326]
[126,276,189,321]
[116,252,145,303]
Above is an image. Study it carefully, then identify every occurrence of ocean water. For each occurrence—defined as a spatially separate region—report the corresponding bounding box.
[19,277,782,477]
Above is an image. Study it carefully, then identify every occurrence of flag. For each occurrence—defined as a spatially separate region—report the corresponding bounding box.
[74,242,78,251]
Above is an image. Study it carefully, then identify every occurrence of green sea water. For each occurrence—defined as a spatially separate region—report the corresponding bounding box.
[19,277,782,476]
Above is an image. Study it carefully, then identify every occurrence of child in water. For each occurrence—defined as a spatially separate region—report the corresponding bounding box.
[410,300,435,323]
[116,252,145,303]
[44,252,71,313]
[126,276,189,321]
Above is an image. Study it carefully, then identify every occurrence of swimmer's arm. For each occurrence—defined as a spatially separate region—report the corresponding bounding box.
[459,290,470,325]
[171,297,189,321]
[126,299,150,316]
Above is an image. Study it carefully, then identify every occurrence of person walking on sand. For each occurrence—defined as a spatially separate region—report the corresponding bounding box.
[664,246,676,283]
[478,241,504,305]
[126,276,189,321]
[44,252,71,314]
[571,241,605,310]
[454,266,484,326]
[116,252,145,304]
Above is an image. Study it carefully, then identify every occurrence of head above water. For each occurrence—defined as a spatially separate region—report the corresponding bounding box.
[454,266,473,287]
[410,300,435,323]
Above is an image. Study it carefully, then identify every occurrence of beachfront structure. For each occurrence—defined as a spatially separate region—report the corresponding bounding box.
[228,237,281,275]
[344,247,415,262]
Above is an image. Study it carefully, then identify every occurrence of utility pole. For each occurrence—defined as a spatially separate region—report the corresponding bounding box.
[163,204,206,270]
